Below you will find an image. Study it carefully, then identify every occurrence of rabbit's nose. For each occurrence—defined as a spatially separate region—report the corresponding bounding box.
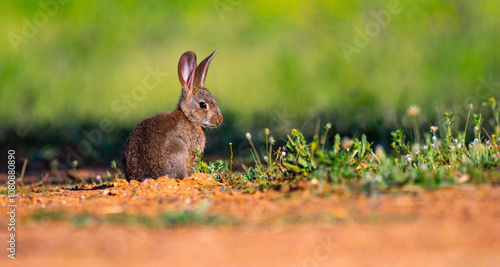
[211,115,223,125]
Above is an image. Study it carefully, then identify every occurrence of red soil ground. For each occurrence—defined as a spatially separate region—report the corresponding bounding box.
[1,172,499,266]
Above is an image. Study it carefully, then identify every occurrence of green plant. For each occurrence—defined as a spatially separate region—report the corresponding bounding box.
[194,99,500,194]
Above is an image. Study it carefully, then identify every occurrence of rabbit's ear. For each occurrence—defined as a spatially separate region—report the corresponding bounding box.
[178,51,197,94]
[194,50,217,88]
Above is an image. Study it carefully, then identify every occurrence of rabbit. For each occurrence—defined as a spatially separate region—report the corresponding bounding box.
[121,50,223,181]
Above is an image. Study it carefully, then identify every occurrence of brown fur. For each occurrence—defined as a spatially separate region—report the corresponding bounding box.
[121,51,222,181]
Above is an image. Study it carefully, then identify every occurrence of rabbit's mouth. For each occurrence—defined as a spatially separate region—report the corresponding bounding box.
[211,115,223,126]
[193,116,223,129]
[202,115,223,128]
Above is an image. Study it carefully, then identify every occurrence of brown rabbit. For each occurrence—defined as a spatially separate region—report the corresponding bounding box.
[121,50,223,181]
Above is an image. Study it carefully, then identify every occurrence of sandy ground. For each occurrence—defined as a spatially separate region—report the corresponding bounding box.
[1,173,499,266]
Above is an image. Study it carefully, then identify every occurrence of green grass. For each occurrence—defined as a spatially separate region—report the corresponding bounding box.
[197,99,500,193]
[29,209,237,228]
[30,210,68,222]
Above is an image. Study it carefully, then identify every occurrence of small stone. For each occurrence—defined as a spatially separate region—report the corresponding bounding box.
[102,189,110,196]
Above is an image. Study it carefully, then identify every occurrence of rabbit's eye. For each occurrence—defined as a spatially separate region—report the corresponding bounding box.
[199,102,207,109]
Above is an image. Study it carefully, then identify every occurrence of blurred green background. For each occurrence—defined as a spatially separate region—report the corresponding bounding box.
[1,0,499,168]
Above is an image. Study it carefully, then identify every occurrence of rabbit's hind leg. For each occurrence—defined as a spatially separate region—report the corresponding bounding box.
[162,137,190,179]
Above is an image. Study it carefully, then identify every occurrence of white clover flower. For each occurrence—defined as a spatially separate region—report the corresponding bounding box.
[454,139,458,144]
[269,136,275,145]
[423,145,428,150]
[245,132,252,140]
[405,154,413,164]
[412,143,421,155]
